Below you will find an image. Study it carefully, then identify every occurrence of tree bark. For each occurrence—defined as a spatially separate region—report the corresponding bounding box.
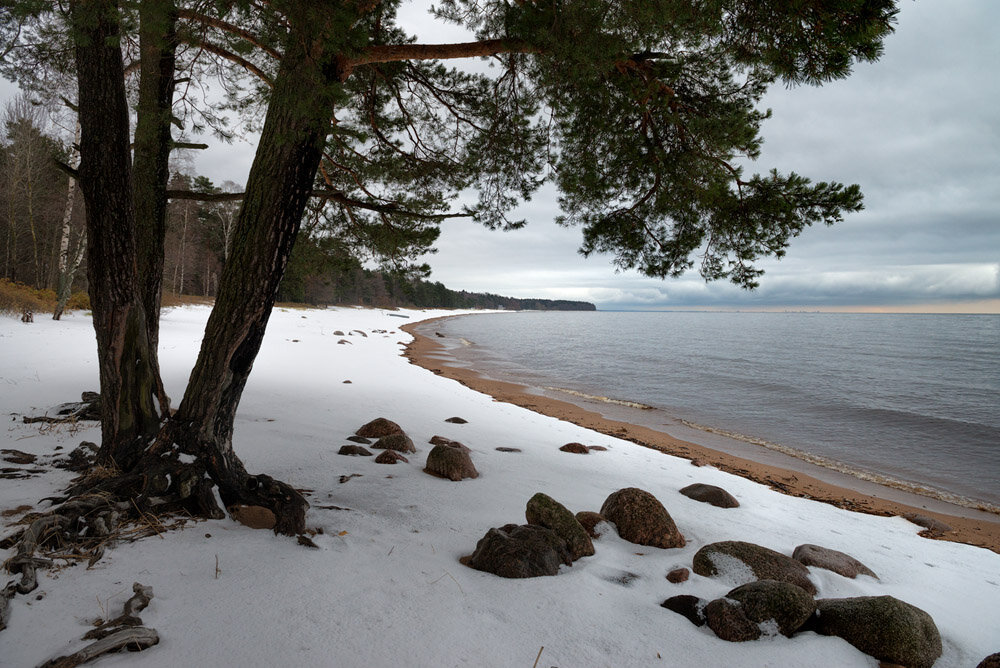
[133,0,178,412]
[170,5,347,534]
[53,123,81,320]
[72,0,161,469]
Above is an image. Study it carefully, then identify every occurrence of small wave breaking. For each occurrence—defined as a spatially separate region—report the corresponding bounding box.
[676,418,1000,515]
[543,386,656,410]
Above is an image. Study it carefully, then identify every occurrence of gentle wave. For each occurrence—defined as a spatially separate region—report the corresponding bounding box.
[543,386,656,410]
[675,418,1000,515]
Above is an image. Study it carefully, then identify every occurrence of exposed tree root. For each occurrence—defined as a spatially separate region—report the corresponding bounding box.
[39,582,158,668]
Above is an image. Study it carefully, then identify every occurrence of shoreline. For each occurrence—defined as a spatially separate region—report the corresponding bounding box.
[401,313,1000,554]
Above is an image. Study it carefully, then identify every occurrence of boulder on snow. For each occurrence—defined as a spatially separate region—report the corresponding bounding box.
[666,567,690,583]
[600,488,685,549]
[338,445,373,457]
[692,541,816,594]
[463,523,572,578]
[424,442,478,481]
[374,450,408,464]
[903,513,953,537]
[792,543,878,580]
[445,417,468,424]
[356,418,403,438]
[428,435,470,450]
[524,493,594,561]
[661,595,706,627]
[575,511,607,539]
[559,442,589,454]
[810,596,942,668]
[372,432,416,454]
[976,653,1000,668]
[704,580,816,642]
[679,483,740,508]
[346,435,371,445]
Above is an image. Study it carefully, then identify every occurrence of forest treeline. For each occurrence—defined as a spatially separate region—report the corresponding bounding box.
[0,99,593,313]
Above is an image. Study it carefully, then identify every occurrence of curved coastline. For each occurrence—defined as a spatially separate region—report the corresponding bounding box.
[402,313,1000,554]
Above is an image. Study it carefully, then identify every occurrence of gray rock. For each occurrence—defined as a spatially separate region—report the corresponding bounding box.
[793,544,878,579]
[600,488,685,549]
[525,493,594,561]
[424,442,478,481]
[811,596,942,668]
[679,483,740,508]
[373,432,416,454]
[464,524,572,578]
[692,541,816,594]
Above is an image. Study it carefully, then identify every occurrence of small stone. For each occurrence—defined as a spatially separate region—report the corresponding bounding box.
[793,544,878,579]
[679,483,740,508]
[903,513,952,536]
[445,417,468,424]
[559,442,589,454]
[338,445,373,457]
[587,445,608,451]
[230,505,276,530]
[666,567,690,583]
[575,511,606,539]
[495,447,522,453]
[375,450,408,464]
[346,436,371,445]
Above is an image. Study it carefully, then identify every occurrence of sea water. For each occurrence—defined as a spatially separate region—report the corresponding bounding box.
[426,311,1000,509]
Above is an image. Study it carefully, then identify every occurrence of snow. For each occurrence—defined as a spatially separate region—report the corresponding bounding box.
[2,305,999,667]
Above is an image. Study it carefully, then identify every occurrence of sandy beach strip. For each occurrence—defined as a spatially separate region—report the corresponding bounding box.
[402,315,1000,554]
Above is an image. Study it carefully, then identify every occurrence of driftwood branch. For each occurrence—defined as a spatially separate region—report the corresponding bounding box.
[39,583,158,667]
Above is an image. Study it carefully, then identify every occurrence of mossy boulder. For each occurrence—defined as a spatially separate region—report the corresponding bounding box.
[692,541,816,594]
[599,488,685,549]
[811,596,942,668]
[718,580,816,639]
[525,493,594,561]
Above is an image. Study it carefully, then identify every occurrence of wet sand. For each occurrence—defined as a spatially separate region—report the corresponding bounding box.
[402,315,1000,554]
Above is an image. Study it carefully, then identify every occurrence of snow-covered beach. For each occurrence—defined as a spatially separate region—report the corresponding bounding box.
[2,305,999,667]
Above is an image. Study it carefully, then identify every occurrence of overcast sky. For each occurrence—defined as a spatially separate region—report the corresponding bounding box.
[2,1,997,311]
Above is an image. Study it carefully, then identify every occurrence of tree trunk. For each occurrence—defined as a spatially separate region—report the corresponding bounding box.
[53,123,82,321]
[132,0,178,412]
[170,6,346,534]
[72,0,162,469]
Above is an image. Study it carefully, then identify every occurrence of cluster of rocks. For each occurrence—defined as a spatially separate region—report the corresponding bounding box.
[462,492,595,578]
[662,539,943,668]
[338,417,478,480]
